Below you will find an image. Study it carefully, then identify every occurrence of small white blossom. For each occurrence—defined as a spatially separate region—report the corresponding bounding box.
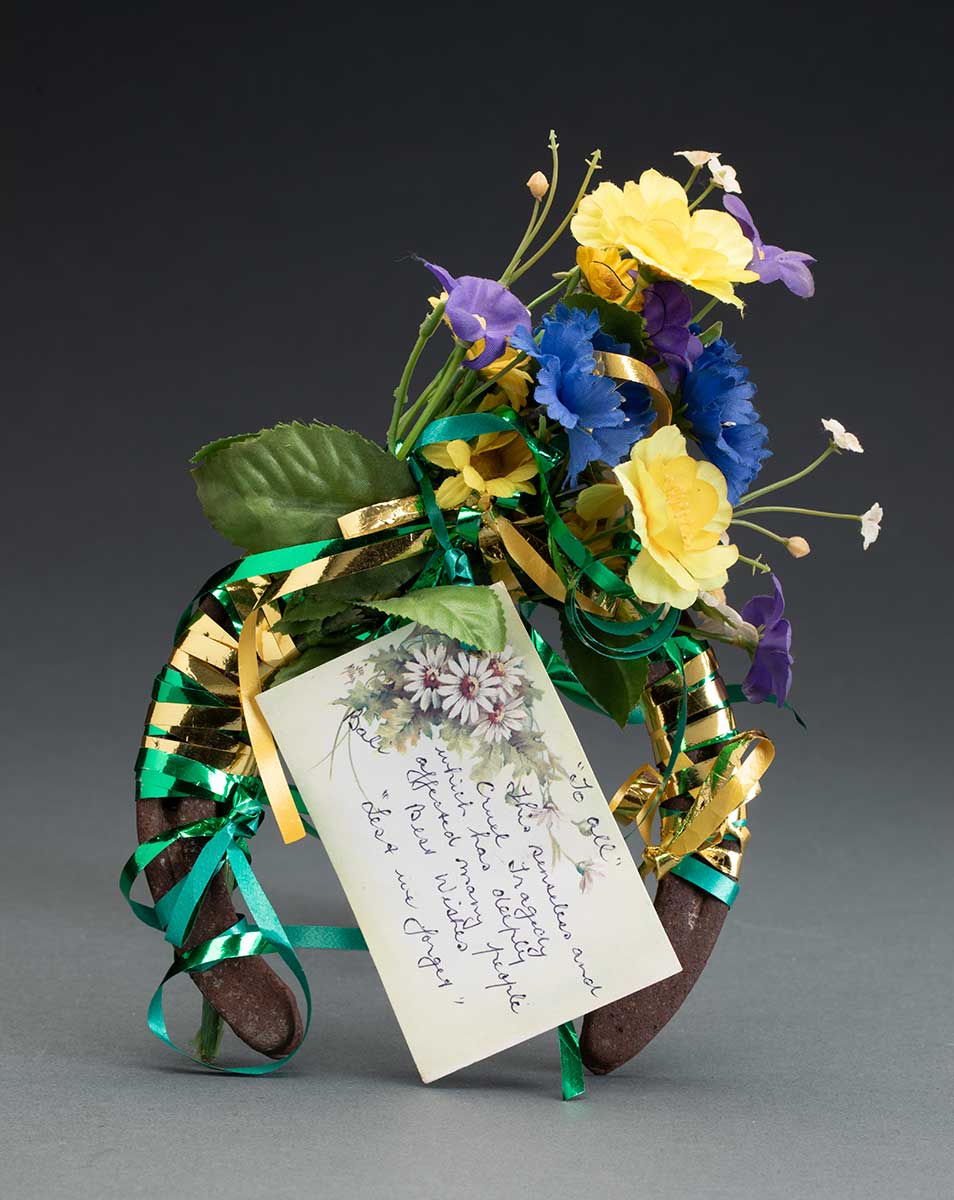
[822,417,864,453]
[860,502,883,550]
[483,644,525,696]
[708,156,741,193]
[675,149,720,167]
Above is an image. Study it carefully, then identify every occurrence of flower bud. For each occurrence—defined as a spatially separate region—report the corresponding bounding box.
[526,171,549,200]
[786,536,811,558]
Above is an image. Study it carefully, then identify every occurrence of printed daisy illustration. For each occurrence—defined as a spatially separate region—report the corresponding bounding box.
[403,644,447,712]
[474,694,526,743]
[438,651,502,724]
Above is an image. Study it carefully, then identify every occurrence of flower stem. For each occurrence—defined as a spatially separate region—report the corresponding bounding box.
[691,296,718,324]
[190,997,224,1064]
[737,444,836,504]
[677,623,741,648]
[397,344,470,458]
[737,552,773,574]
[458,351,530,410]
[500,131,561,285]
[735,505,860,521]
[529,267,580,311]
[499,198,541,287]
[388,300,447,452]
[684,165,702,193]
[509,149,602,284]
[688,181,715,211]
[731,518,791,545]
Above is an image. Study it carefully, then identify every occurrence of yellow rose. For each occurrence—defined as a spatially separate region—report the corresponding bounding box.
[612,426,738,609]
[571,169,758,309]
[423,431,537,509]
[575,246,643,310]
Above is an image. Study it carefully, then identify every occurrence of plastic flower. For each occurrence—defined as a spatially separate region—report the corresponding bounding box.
[822,418,863,453]
[511,305,645,485]
[613,425,739,610]
[403,644,448,712]
[483,644,525,696]
[723,196,816,299]
[861,502,883,549]
[575,246,643,309]
[422,431,537,509]
[675,150,720,167]
[641,281,703,380]
[708,158,741,194]
[437,652,501,724]
[473,694,526,743]
[741,575,793,706]
[571,171,758,309]
[474,343,533,411]
[422,261,530,369]
[681,337,770,504]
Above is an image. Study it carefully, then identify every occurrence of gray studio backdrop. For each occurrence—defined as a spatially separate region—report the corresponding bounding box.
[5,4,953,1198]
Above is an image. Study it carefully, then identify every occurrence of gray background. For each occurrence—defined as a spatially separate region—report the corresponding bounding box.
[5,3,953,1197]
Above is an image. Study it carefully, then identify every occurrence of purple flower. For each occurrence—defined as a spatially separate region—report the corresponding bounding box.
[641,281,703,380]
[741,575,793,706]
[422,261,530,370]
[723,196,816,299]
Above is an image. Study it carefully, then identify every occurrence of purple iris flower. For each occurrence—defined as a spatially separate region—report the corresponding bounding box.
[723,196,816,299]
[422,261,530,370]
[641,281,703,380]
[741,574,793,706]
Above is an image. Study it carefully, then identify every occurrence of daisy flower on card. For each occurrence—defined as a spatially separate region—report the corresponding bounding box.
[437,652,501,724]
[403,643,448,712]
[473,694,526,743]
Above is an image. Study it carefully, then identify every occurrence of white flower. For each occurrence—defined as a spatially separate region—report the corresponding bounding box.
[403,644,448,712]
[675,149,720,167]
[860,502,883,550]
[694,592,759,652]
[482,644,525,696]
[437,652,501,724]
[473,694,526,743]
[707,156,741,193]
[822,417,864,453]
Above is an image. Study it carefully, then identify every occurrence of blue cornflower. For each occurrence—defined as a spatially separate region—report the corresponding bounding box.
[681,337,770,503]
[511,305,650,485]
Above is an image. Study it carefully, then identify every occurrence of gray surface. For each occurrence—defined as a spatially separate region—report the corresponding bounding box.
[5,3,953,1197]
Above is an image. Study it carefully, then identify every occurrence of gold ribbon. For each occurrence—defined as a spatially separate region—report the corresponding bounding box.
[609,647,774,884]
[595,351,672,430]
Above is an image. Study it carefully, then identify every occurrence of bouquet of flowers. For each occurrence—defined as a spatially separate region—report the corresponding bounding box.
[125,134,879,1089]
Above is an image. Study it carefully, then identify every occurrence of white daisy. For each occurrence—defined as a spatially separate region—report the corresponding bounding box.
[822,417,864,453]
[402,644,447,712]
[483,644,525,696]
[860,502,883,550]
[473,694,526,743]
[437,652,501,724]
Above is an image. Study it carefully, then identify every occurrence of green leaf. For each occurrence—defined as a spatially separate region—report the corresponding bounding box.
[191,421,414,552]
[266,640,358,689]
[563,293,647,356]
[275,556,423,634]
[363,585,506,651]
[559,610,649,727]
[699,320,723,347]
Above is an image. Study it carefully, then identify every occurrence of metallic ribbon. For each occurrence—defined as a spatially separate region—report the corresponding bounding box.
[609,646,774,904]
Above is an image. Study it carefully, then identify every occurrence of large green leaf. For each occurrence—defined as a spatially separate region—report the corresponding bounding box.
[364,585,506,651]
[559,610,648,727]
[275,556,423,634]
[191,422,414,552]
[563,292,647,356]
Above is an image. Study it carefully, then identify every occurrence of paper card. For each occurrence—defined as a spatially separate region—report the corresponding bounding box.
[258,584,680,1083]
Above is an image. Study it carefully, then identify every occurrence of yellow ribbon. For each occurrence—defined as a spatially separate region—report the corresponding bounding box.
[594,351,672,431]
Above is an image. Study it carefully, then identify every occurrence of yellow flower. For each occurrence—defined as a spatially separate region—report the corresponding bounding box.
[575,246,643,310]
[473,343,534,411]
[612,425,739,609]
[423,431,538,509]
[571,169,758,309]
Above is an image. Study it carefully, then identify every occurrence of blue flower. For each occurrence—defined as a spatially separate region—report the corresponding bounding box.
[681,338,770,504]
[511,305,651,485]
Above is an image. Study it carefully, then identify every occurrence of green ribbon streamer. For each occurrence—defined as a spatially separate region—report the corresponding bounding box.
[557,1021,586,1100]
